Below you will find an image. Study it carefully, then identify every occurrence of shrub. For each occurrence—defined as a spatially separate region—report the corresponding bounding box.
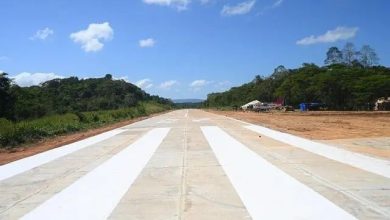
[0,101,170,148]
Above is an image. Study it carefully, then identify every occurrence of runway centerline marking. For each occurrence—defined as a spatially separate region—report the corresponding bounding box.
[21,128,170,220]
[245,125,390,178]
[201,126,356,220]
[0,129,125,181]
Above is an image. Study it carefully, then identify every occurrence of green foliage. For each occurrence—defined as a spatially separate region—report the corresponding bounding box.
[205,64,390,110]
[0,74,172,148]
[325,47,343,65]
[325,43,379,67]
[2,75,172,121]
[0,73,14,118]
[0,101,171,148]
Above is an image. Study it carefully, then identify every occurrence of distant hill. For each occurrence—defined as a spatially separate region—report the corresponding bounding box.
[173,99,204,104]
[0,73,172,120]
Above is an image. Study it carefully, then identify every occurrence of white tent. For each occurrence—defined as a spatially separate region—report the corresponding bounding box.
[241,100,261,110]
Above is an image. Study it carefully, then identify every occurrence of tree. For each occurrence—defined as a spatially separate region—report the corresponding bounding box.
[0,73,14,118]
[274,65,288,73]
[359,45,379,67]
[342,42,357,65]
[253,75,263,84]
[104,74,113,80]
[271,65,289,80]
[205,64,390,110]
[324,47,343,65]
[2,74,171,120]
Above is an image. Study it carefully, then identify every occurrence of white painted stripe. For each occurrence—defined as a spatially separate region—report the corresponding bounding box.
[21,128,170,220]
[0,129,125,181]
[245,125,390,178]
[192,118,210,122]
[201,126,356,220]
[157,118,178,124]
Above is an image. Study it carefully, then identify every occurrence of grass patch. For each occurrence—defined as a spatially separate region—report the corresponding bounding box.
[0,101,171,149]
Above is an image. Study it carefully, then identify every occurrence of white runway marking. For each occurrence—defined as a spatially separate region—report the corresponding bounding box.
[21,128,170,220]
[157,118,178,124]
[245,125,390,178]
[184,110,188,118]
[201,126,356,220]
[192,118,210,122]
[0,129,125,181]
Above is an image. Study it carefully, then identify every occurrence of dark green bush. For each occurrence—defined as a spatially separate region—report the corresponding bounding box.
[0,101,170,148]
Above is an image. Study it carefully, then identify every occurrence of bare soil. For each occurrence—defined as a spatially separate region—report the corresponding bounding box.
[210,110,390,140]
[0,112,167,165]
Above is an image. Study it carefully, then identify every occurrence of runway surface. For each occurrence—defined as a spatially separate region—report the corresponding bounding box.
[0,110,389,219]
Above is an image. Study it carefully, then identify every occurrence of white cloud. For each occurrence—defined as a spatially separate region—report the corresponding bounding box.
[0,70,4,74]
[70,22,113,52]
[11,72,64,87]
[272,0,283,8]
[297,26,359,45]
[189,80,212,92]
[143,0,190,10]
[136,78,153,89]
[212,80,232,92]
[159,80,178,89]
[221,0,256,16]
[30,27,54,40]
[257,0,283,15]
[113,76,130,82]
[190,79,211,87]
[200,0,212,4]
[216,80,231,87]
[139,38,156,48]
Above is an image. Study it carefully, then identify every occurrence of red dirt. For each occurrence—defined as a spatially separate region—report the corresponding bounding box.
[209,110,390,140]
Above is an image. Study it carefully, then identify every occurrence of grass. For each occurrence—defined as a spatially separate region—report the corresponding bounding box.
[0,101,171,149]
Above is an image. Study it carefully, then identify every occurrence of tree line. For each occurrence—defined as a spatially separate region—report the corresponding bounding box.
[325,43,379,67]
[0,73,172,121]
[205,43,390,110]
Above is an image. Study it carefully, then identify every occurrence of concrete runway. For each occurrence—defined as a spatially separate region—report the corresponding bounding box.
[0,109,389,219]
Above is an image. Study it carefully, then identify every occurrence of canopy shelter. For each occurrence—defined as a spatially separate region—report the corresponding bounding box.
[241,100,261,110]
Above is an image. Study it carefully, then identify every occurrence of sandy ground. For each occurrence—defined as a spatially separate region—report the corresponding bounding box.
[209,110,390,140]
[0,112,168,165]
[210,110,390,159]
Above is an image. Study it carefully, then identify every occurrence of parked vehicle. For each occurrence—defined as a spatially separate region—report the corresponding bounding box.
[375,97,390,111]
[300,103,327,111]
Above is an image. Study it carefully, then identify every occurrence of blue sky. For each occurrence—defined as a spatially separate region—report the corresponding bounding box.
[1,0,389,99]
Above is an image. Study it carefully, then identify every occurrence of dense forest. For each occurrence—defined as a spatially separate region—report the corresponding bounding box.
[205,43,390,110]
[0,73,171,120]
[0,74,172,148]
